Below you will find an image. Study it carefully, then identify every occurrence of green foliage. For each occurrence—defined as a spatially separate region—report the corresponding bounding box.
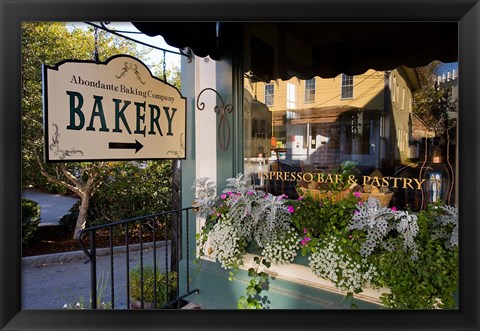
[194,174,296,269]
[413,62,456,136]
[237,256,270,309]
[291,194,359,241]
[196,172,458,310]
[59,201,81,229]
[21,22,146,190]
[88,161,173,226]
[63,271,112,309]
[373,207,458,309]
[58,161,173,233]
[151,60,181,90]
[293,194,458,309]
[129,265,177,306]
[22,198,41,244]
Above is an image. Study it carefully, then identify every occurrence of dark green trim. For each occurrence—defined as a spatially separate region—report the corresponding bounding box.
[232,46,245,175]
[215,58,235,190]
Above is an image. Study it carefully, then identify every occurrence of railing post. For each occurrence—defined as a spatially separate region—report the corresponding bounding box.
[164,214,169,307]
[153,216,157,309]
[77,207,198,310]
[109,226,115,309]
[139,220,144,309]
[186,208,190,294]
[174,211,178,308]
[90,230,97,309]
[125,223,130,309]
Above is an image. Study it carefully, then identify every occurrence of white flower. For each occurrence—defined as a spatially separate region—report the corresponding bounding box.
[262,228,299,265]
[309,236,377,293]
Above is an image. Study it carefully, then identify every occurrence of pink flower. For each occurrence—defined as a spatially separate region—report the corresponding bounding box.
[354,210,360,215]
[287,206,295,214]
[354,191,361,198]
[217,213,221,217]
[247,191,254,195]
[298,196,304,201]
[220,194,227,199]
[303,228,308,234]
[300,237,311,246]
[391,206,397,211]
[358,201,363,205]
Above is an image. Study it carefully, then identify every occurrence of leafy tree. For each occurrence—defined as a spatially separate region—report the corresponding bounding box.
[413,61,457,136]
[88,161,173,225]
[151,60,181,90]
[21,22,162,238]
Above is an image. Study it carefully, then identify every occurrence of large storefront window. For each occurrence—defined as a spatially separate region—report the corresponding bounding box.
[244,65,458,212]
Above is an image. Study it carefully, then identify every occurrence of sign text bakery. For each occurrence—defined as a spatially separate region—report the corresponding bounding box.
[43,55,186,162]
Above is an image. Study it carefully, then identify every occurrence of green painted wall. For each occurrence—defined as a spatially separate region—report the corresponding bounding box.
[179,259,380,309]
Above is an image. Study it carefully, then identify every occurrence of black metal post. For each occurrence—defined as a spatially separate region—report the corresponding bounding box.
[109,226,115,309]
[125,223,130,309]
[153,217,157,309]
[90,231,97,309]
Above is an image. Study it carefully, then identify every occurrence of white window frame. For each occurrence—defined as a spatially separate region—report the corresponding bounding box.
[265,84,274,107]
[286,82,296,109]
[341,74,353,99]
[304,78,316,103]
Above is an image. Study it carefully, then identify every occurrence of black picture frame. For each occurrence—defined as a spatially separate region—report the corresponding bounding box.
[1,1,479,330]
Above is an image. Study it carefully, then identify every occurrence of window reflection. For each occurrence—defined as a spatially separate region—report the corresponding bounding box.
[244,64,458,211]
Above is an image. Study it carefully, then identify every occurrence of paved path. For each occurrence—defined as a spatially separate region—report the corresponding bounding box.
[22,246,171,309]
[22,188,79,226]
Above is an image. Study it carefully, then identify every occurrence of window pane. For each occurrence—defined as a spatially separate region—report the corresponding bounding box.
[341,74,353,98]
[305,78,315,103]
[265,84,274,106]
[244,66,457,212]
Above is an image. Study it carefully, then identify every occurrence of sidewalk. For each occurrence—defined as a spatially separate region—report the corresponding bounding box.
[22,188,79,226]
[22,245,170,309]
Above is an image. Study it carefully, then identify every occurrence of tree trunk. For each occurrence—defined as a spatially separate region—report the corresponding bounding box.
[73,192,90,240]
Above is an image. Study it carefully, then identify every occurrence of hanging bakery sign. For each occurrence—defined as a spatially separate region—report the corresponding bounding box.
[42,55,186,162]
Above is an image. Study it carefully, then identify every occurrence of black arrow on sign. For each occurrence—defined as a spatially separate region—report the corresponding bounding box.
[109,140,144,153]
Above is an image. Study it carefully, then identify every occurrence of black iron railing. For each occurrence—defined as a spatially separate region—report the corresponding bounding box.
[78,207,199,309]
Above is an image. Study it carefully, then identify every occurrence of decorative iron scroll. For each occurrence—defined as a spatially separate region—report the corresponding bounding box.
[196,88,233,151]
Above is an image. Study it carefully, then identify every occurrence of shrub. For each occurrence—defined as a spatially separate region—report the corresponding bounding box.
[88,161,173,226]
[373,205,458,309]
[22,198,41,244]
[59,201,80,229]
[291,193,358,239]
[129,265,177,307]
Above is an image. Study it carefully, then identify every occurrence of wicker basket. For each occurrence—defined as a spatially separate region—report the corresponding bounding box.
[358,192,394,207]
[297,187,393,207]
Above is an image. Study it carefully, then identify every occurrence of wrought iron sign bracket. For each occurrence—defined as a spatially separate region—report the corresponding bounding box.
[196,88,233,151]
